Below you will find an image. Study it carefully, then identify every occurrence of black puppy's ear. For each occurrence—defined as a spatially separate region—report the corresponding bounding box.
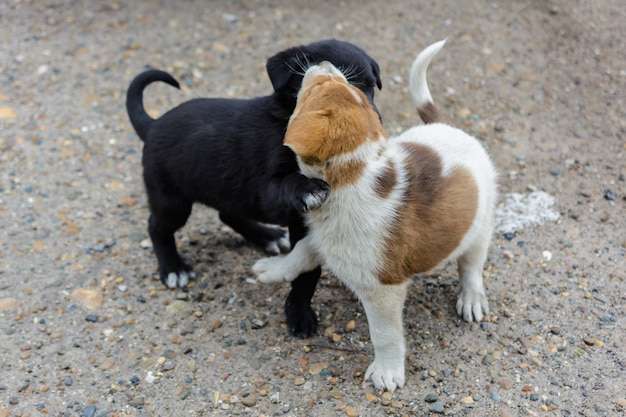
[266,47,298,93]
[371,59,382,90]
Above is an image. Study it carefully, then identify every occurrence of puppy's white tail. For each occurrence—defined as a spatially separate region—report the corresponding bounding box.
[409,39,446,124]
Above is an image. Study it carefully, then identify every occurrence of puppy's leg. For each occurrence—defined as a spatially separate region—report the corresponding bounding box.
[359,281,409,392]
[147,196,194,289]
[253,235,321,338]
[285,267,321,338]
[456,225,491,322]
[218,213,290,254]
[285,217,321,338]
[265,147,330,214]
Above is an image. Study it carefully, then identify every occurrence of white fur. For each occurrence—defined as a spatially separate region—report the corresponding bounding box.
[263,234,291,255]
[409,39,446,109]
[253,41,496,392]
[166,271,195,289]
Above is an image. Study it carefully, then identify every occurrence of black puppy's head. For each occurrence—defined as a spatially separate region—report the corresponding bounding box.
[266,39,382,117]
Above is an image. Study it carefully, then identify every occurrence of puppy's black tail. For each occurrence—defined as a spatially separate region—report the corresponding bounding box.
[409,40,446,124]
[126,69,180,141]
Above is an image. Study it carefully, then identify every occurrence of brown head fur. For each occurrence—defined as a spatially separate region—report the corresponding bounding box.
[284,73,385,188]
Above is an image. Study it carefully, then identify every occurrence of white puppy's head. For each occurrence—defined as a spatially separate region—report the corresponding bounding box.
[285,61,385,187]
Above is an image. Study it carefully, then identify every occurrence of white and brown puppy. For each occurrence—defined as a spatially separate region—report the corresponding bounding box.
[253,40,497,392]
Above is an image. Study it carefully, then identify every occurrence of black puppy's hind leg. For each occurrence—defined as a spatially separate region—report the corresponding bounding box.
[148,197,194,289]
[218,212,290,255]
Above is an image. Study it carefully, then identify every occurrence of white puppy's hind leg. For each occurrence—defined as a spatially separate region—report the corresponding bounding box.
[359,281,409,392]
[253,236,320,284]
[456,227,491,322]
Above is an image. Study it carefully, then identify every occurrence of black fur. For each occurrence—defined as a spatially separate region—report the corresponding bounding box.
[126,39,381,337]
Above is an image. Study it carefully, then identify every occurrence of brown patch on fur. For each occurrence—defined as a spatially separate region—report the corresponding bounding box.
[326,160,366,189]
[417,102,442,124]
[378,143,478,285]
[285,75,385,171]
[374,161,396,199]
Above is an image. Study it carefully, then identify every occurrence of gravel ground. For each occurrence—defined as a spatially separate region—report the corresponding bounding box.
[1,1,625,416]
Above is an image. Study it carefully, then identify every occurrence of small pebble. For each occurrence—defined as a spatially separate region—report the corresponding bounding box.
[71,289,103,310]
[428,403,445,414]
[81,405,97,417]
[490,392,501,402]
[309,362,328,374]
[100,357,116,371]
[222,13,238,23]
[499,379,514,390]
[242,395,257,407]
[0,298,19,311]
[425,393,438,403]
[604,189,616,201]
[503,232,516,241]
[130,396,144,406]
[85,314,99,323]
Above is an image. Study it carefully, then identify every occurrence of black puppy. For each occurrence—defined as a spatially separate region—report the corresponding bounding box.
[126,39,381,337]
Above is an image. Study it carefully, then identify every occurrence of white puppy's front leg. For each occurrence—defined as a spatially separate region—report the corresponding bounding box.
[253,236,321,283]
[358,281,409,392]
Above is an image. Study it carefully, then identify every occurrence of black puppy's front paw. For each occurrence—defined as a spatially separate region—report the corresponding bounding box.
[293,179,330,213]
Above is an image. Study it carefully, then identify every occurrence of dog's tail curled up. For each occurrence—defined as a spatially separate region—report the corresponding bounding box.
[126,69,180,141]
[409,40,446,125]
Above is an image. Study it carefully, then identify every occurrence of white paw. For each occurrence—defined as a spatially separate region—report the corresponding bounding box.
[264,241,281,255]
[302,189,328,212]
[364,358,405,392]
[277,234,291,253]
[263,233,291,255]
[252,257,295,283]
[165,271,195,289]
[456,288,489,322]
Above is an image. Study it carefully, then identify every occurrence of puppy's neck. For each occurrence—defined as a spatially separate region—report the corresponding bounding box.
[322,135,386,189]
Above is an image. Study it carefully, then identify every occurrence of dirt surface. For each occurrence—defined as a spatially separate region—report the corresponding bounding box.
[1,1,625,416]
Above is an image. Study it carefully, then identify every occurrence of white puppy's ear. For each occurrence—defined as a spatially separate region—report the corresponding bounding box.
[284,109,332,163]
